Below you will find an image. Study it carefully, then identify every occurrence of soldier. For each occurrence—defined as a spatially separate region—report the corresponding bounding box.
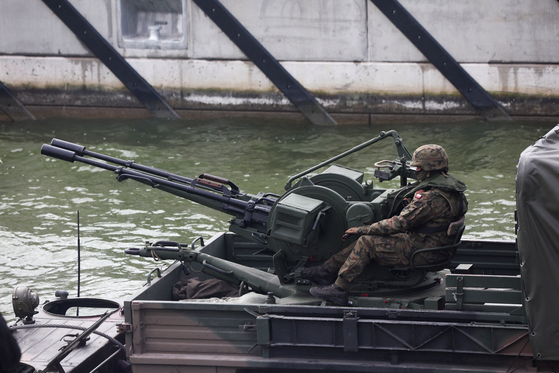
[303,144,468,305]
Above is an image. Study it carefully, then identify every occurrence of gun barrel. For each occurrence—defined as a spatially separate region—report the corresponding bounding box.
[41,144,76,163]
[50,138,193,184]
[42,139,273,226]
[41,144,116,171]
[50,138,86,155]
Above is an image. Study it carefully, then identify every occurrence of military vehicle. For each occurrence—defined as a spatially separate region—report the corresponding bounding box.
[9,127,559,372]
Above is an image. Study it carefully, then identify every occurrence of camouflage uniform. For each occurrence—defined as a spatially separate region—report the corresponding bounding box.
[327,175,467,290]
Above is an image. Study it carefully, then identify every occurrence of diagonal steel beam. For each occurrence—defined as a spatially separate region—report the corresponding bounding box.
[0,81,36,121]
[192,0,337,126]
[370,0,511,121]
[40,0,179,119]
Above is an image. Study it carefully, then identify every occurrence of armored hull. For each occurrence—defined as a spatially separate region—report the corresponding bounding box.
[120,232,539,373]
[10,297,126,373]
[9,234,544,373]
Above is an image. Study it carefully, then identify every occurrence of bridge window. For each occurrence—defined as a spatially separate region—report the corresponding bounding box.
[117,0,188,50]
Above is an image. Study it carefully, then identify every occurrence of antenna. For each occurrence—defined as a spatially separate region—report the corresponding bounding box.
[77,210,81,298]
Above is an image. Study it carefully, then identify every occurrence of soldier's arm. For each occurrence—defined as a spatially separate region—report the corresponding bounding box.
[356,190,448,235]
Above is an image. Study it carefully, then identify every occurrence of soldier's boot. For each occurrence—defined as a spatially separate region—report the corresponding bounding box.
[301,264,337,286]
[309,283,349,305]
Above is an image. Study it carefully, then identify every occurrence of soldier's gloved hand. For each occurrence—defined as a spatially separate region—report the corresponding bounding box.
[342,227,359,241]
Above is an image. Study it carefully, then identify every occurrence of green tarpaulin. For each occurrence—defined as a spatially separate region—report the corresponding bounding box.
[516,124,559,361]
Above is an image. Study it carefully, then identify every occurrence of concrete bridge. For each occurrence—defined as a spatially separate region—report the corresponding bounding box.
[1,0,558,123]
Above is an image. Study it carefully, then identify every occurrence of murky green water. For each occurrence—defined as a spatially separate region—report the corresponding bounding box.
[0,117,555,320]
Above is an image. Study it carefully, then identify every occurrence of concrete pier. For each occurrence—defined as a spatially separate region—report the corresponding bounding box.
[1,0,558,122]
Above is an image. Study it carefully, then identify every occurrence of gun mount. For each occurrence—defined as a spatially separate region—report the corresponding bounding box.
[42,131,422,292]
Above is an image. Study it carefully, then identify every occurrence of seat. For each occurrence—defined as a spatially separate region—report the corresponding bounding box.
[351,220,466,291]
[408,221,465,272]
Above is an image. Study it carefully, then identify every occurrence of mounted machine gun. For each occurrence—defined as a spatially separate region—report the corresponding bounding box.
[42,131,424,293]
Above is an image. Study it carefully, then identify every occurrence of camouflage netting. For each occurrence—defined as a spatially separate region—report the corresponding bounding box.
[516,124,559,361]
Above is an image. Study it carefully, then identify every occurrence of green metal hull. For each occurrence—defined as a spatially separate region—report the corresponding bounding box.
[121,232,551,373]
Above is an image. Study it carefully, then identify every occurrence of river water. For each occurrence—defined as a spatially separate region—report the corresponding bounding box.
[0,117,555,321]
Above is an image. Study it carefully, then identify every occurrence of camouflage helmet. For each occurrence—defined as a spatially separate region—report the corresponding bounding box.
[410,144,449,172]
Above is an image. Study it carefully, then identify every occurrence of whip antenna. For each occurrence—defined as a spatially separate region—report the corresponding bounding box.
[77,210,81,299]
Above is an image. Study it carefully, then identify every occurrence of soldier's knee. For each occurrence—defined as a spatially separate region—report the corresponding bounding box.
[356,235,377,248]
[353,235,377,257]
[356,235,369,245]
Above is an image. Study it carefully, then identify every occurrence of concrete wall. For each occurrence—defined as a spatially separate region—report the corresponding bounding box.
[1,0,558,122]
